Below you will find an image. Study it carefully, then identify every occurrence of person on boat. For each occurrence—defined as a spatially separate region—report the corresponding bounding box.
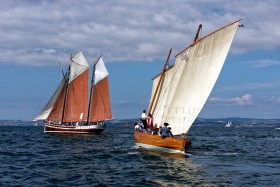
[147,113,154,133]
[141,110,148,131]
[135,119,144,132]
[158,126,162,136]
[160,123,174,138]
[135,123,140,131]
[153,123,159,135]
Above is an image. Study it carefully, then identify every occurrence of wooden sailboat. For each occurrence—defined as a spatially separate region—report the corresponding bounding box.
[135,20,242,154]
[35,51,112,134]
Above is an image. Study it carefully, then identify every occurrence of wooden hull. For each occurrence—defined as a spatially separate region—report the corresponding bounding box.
[134,131,191,154]
[44,123,106,134]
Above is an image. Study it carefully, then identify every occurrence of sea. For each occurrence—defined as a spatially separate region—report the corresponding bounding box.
[0,118,280,187]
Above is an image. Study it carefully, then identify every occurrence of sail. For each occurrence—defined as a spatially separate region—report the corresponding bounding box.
[150,20,240,135]
[89,57,112,122]
[63,51,90,122]
[47,81,67,122]
[34,77,67,120]
[45,51,89,122]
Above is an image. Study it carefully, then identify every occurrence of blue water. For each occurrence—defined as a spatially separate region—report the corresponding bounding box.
[0,119,280,186]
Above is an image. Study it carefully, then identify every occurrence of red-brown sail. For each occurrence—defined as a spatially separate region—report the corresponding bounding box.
[89,76,112,122]
[47,82,67,122]
[63,69,89,122]
[35,51,111,134]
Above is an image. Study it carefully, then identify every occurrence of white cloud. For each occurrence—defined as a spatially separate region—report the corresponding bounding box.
[209,94,254,105]
[0,0,280,66]
[263,96,280,104]
[241,59,280,68]
[222,81,280,92]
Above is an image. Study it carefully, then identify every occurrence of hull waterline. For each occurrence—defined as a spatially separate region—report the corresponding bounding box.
[134,131,191,154]
[44,123,106,134]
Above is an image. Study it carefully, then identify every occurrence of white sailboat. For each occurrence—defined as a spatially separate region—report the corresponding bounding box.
[225,121,232,127]
[135,20,242,154]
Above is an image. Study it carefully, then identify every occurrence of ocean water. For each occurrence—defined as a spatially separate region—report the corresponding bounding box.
[0,119,280,186]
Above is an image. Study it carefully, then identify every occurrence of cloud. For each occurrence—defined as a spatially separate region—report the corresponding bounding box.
[0,0,280,66]
[209,94,254,105]
[241,59,280,68]
[222,81,280,92]
[263,96,280,104]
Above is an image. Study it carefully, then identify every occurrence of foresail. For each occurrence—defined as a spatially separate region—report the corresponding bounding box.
[34,77,66,120]
[47,81,67,122]
[89,57,112,122]
[151,21,240,135]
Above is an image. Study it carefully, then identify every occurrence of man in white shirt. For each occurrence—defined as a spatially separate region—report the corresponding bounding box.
[141,110,147,131]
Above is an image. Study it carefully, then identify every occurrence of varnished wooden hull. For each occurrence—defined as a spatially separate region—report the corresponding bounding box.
[44,123,106,134]
[134,131,191,154]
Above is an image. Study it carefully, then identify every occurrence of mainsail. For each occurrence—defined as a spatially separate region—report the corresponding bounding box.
[63,52,89,122]
[89,57,112,122]
[149,20,240,135]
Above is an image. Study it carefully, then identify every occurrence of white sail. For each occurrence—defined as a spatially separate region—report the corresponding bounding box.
[94,56,109,85]
[69,51,90,83]
[34,77,66,120]
[150,21,240,135]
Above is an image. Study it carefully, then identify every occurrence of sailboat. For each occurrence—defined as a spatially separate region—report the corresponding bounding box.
[135,20,242,154]
[225,121,232,127]
[34,51,112,133]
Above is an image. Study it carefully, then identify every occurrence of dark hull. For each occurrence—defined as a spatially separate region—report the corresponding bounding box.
[134,131,191,154]
[44,123,106,134]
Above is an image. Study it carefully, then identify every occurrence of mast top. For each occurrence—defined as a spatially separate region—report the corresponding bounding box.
[193,24,202,43]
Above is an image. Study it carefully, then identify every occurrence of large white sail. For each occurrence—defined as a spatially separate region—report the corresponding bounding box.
[150,21,240,135]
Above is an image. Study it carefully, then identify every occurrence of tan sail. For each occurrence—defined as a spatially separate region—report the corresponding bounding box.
[149,20,241,135]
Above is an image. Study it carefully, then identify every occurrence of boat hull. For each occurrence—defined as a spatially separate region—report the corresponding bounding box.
[134,131,191,154]
[44,123,106,134]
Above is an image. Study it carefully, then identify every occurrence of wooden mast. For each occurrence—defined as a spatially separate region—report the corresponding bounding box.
[193,24,202,43]
[61,63,71,123]
[148,48,172,115]
[87,55,102,124]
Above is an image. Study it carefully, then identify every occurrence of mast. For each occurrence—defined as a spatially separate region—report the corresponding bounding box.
[87,55,102,124]
[148,48,172,115]
[61,64,71,123]
[193,24,202,43]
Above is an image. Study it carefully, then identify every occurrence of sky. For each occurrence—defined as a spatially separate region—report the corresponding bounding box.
[0,0,280,120]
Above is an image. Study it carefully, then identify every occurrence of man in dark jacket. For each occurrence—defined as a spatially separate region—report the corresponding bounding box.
[160,123,174,138]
